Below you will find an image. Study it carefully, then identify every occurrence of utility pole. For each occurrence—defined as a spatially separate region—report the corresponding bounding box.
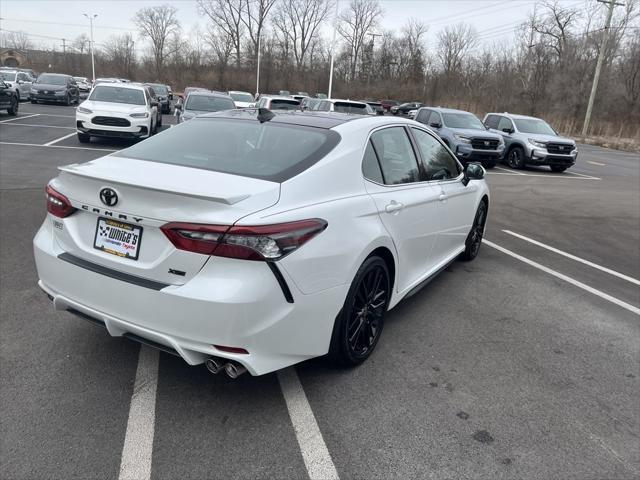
[61,38,66,54]
[256,32,261,98]
[83,13,97,82]
[581,0,623,137]
[328,0,339,99]
[366,32,381,88]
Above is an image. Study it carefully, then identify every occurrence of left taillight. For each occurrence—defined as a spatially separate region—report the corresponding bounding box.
[161,219,327,261]
[45,184,76,218]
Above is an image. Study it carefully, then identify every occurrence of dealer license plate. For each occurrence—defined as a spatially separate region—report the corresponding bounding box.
[93,218,142,260]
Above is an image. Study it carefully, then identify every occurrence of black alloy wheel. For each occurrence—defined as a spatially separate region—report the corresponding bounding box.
[507,146,525,169]
[7,96,18,116]
[65,93,71,106]
[330,256,390,365]
[461,201,488,261]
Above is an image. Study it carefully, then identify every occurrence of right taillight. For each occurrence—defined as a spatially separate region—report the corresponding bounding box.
[161,219,327,261]
[46,184,76,218]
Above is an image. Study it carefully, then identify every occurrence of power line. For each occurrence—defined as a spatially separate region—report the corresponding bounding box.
[0,17,130,32]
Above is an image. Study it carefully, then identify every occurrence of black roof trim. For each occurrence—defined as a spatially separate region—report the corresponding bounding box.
[198,109,363,129]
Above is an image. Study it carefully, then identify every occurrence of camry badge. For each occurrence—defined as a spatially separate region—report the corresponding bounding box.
[99,188,118,207]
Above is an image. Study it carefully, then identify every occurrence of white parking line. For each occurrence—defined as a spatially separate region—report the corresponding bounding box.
[2,123,74,129]
[118,346,159,480]
[44,132,77,146]
[484,240,640,315]
[487,170,600,180]
[565,170,600,179]
[0,113,40,123]
[587,160,606,166]
[502,230,640,286]
[25,113,75,118]
[494,166,525,175]
[278,368,340,480]
[0,141,116,152]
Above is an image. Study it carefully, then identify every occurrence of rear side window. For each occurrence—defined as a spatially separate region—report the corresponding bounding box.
[370,127,420,185]
[362,141,384,183]
[114,118,340,183]
[484,115,499,129]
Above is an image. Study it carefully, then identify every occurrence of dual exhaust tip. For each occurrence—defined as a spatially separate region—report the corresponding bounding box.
[205,357,247,379]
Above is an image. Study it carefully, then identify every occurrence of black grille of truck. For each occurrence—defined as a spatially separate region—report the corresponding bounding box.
[471,138,500,150]
[92,116,131,127]
[546,143,574,154]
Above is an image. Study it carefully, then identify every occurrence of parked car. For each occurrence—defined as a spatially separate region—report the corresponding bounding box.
[228,90,255,108]
[94,77,122,85]
[34,111,489,377]
[255,95,300,110]
[292,94,307,102]
[315,93,327,99]
[380,100,399,112]
[30,73,80,105]
[414,107,505,169]
[278,90,291,96]
[314,99,374,115]
[166,85,173,100]
[0,81,19,115]
[391,102,422,115]
[297,91,310,97]
[484,112,577,172]
[73,77,92,92]
[364,101,385,115]
[145,83,171,114]
[301,97,321,111]
[0,70,32,101]
[75,83,161,143]
[176,91,236,123]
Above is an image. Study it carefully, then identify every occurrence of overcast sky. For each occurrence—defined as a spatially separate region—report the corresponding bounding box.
[0,0,588,54]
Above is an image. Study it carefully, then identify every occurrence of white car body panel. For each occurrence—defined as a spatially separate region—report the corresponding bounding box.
[34,114,489,375]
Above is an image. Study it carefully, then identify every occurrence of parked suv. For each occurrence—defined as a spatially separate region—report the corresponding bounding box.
[0,70,32,101]
[415,107,504,168]
[313,99,374,115]
[0,81,19,115]
[484,113,577,172]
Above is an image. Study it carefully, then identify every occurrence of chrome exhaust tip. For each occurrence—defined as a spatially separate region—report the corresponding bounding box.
[224,361,247,379]
[205,357,226,375]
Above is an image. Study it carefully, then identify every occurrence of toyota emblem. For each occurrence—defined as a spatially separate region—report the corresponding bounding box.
[99,188,118,207]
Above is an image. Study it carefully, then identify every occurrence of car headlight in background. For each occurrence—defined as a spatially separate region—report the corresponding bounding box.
[77,107,92,114]
[528,138,547,149]
[454,134,472,144]
[130,112,149,118]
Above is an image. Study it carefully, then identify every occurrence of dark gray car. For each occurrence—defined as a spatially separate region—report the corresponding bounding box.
[145,83,171,114]
[414,107,505,168]
[176,91,236,123]
[30,73,79,105]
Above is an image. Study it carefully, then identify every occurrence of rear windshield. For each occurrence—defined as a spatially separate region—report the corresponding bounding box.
[37,74,67,85]
[230,92,254,103]
[270,99,299,110]
[442,113,485,130]
[149,84,168,95]
[89,86,145,105]
[186,95,235,112]
[334,102,369,115]
[114,118,340,182]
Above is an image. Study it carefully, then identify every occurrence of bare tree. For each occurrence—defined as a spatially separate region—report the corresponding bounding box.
[533,0,579,59]
[206,26,235,88]
[337,0,383,81]
[437,23,477,78]
[72,34,91,54]
[198,0,244,66]
[103,33,137,79]
[3,31,33,50]
[274,0,334,70]
[133,4,181,78]
[241,0,278,61]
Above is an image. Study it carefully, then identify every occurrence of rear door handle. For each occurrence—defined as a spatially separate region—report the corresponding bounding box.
[385,201,404,213]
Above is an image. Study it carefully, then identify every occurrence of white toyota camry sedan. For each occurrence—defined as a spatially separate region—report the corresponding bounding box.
[34,110,489,377]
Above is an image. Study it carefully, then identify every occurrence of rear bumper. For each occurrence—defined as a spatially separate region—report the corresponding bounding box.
[33,218,346,375]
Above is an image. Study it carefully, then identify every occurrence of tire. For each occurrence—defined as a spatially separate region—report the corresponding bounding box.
[75,94,80,104]
[507,146,526,169]
[15,90,21,101]
[77,132,90,143]
[7,96,18,116]
[64,94,71,106]
[30,99,37,104]
[550,165,568,172]
[329,256,390,366]
[158,113,163,128]
[460,200,488,261]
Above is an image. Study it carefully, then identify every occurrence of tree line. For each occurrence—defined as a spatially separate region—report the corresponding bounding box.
[2,0,639,138]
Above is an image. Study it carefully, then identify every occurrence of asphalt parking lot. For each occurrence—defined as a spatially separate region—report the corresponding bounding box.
[1,102,638,480]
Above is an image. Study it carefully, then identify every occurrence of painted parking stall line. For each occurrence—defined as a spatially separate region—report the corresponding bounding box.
[44,132,78,146]
[484,240,640,315]
[118,346,159,480]
[0,113,40,123]
[503,230,640,286]
[0,141,117,152]
[2,123,75,130]
[278,368,340,480]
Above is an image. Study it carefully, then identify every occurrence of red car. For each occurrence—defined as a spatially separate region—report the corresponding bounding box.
[380,100,399,112]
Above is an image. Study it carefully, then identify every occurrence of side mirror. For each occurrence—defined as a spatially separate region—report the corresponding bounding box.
[429,122,442,129]
[502,127,513,134]
[462,162,485,186]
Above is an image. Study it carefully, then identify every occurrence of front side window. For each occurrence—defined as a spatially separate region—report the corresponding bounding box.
[497,117,514,132]
[411,128,461,181]
[415,109,430,124]
[484,115,499,129]
[370,127,420,185]
[114,118,340,182]
[428,111,442,126]
[89,86,146,105]
[362,140,384,183]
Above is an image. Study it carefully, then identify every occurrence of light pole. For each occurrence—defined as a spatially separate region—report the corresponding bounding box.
[328,0,339,99]
[83,13,97,82]
[256,32,261,99]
